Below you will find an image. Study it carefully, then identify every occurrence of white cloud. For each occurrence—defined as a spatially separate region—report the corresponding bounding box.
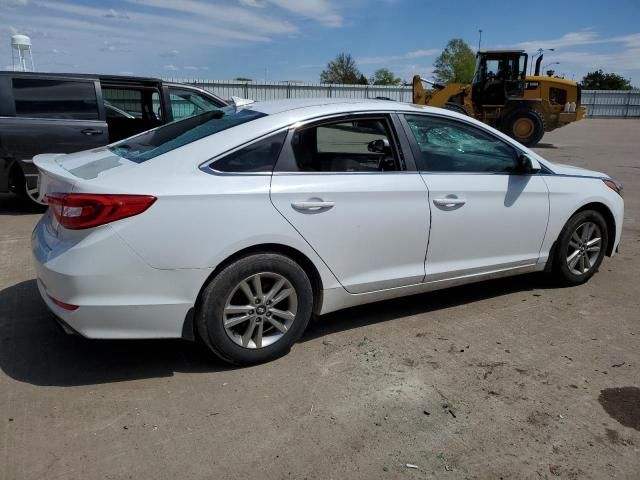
[0,0,28,7]
[162,64,178,71]
[159,49,180,58]
[358,49,439,66]
[37,1,129,20]
[268,0,342,27]
[126,0,298,34]
[236,0,342,27]
[513,31,601,51]
[238,0,266,7]
[513,30,640,52]
[104,8,129,19]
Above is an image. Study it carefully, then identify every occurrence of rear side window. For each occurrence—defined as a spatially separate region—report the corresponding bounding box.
[12,78,99,120]
[109,106,267,163]
[212,131,287,173]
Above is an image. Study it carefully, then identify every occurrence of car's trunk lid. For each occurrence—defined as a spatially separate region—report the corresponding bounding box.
[34,149,137,236]
[34,148,138,197]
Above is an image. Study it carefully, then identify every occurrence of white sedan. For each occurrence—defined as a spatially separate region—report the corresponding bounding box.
[32,98,624,364]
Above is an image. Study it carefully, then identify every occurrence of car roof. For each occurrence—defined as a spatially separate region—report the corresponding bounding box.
[247,97,438,117]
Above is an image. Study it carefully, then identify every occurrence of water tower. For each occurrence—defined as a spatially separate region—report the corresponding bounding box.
[11,34,35,72]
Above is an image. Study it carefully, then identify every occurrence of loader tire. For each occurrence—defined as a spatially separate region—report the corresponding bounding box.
[502,108,545,147]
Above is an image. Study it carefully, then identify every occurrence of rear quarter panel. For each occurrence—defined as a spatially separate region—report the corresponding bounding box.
[102,172,342,291]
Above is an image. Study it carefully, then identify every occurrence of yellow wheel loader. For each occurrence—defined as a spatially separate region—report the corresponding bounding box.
[412,50,585,146]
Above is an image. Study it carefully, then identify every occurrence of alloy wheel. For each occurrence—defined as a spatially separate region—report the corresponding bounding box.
[25,173,46,206]
[566,221,602,276]
[223,272,298,349]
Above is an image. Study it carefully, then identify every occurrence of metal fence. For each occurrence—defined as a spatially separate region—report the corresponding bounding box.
[166,78,640,118]
[165,78,413,102]
[580,90,640,118]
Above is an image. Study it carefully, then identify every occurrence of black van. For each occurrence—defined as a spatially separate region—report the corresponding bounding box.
[0,72,226,206]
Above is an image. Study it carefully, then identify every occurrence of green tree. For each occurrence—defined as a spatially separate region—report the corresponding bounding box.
[582,70,632,90]
[370,68,402,85]
[234,77,253,82]
[320,53,362,84]
[432,38,476,84]
[358,74,369,85]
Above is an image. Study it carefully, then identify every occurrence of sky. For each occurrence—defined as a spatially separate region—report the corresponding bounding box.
[1,0,639,85]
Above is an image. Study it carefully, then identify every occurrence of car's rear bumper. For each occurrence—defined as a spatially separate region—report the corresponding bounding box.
[32,216,211,339]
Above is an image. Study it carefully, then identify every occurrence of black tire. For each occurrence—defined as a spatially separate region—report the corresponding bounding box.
[196,253,313,365]
[553,210,608,286]
[444,102,468,115]
[502,108,545,147]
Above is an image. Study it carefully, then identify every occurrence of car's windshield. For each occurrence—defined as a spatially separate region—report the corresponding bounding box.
[109,106,267,163]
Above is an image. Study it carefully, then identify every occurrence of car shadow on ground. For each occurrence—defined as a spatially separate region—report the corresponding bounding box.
[303,272,556,341]
[0,274,559,387]
[0,194,46,215]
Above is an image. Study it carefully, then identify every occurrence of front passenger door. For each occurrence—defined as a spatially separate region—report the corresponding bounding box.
[402,114,549,281]
[270,115,430,294]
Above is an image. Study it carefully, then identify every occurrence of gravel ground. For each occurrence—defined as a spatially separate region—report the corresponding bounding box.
[1,119,639,479]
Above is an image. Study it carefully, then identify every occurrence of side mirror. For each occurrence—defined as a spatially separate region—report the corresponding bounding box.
[367,138,390,154]
[517,154,541,174]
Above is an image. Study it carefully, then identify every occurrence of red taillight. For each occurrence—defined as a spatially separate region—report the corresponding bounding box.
[48,295,79,311]
[46,193,156,230]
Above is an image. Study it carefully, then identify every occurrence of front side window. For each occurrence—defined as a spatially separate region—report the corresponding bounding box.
[405,114,519,173]
[169,88,223,121]
[109,106,267,163]
[212,131,287,173]
[13,78,98,120]
[291,117,400,172]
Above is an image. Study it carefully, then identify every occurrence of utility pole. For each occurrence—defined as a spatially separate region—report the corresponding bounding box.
[478,29,483,51]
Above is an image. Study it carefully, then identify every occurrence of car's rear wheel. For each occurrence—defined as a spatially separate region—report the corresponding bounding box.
[553,210,608,285]
[196,253,313,365]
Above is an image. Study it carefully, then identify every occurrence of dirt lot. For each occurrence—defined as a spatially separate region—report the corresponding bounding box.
[1,119,639,480]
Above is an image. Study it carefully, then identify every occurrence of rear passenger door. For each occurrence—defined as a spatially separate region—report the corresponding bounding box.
[270,114,430,294]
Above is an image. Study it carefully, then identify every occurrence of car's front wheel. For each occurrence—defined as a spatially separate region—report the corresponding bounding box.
[196,253,313,365]
[553,210,609,285]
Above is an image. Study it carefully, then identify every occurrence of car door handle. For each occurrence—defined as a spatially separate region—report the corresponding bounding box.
[433,197,466,208]
[81,128,103,136]
[291,200,335,211]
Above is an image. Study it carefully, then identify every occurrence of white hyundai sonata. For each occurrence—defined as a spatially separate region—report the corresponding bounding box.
[32,98,624,364]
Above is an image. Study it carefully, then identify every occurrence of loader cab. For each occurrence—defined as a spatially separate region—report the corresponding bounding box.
[472,50,528,106]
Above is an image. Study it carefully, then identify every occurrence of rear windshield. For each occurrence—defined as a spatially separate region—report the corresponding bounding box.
[108,106,267,163]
